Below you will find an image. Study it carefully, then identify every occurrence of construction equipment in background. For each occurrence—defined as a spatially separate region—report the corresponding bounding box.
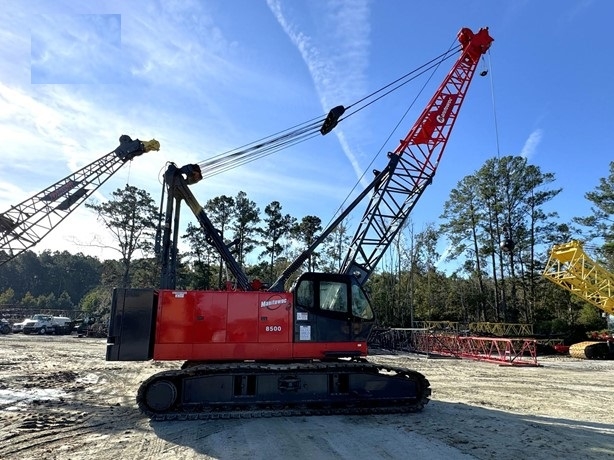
[409,321,534,337]
[73,316,108,338]
[0,136,160,266]
[568,339,613,359]
[106,27,494,419]
[370,322,541,367]
[543,240,614,359]
[413,333,539,366]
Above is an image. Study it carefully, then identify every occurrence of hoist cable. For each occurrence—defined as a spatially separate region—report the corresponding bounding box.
[487,51,501,158]
[195,46,463,178]
[343,45,461,116]
[201,131,320,179]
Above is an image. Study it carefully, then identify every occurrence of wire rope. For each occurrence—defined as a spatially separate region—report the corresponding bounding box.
[194,46,462,179]
[487,51,501,159]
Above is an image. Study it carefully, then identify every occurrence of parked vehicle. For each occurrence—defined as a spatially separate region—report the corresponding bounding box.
[73,317,108,338]
[22,314,73,335]
[0,319,10,334]
[12,320,27,333]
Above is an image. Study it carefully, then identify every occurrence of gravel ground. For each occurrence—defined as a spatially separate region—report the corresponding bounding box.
[1,334,613,459]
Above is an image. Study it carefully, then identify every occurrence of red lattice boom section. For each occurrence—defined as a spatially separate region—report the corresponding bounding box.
[414,333,539,366]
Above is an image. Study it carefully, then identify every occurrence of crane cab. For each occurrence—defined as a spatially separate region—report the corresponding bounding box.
[290,272,374,358]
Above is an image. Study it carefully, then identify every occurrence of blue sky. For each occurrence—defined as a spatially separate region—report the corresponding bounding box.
[1,0,612,265]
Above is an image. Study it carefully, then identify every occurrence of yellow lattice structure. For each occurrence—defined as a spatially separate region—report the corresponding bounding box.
[413,321,460,332]
[411,321,533,336]
[543,240,614,315]
[468,322,533,337]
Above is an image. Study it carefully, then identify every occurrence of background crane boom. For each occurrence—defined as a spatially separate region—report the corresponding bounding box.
[0,135,159,266]
[543,240,614,315]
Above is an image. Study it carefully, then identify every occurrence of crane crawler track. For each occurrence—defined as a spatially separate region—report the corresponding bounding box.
[137,361,430,421]
[569,341,614,360]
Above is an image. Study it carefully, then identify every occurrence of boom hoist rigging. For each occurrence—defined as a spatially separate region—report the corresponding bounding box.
[106,27,493,419]
[188,42,467,181]
[0,35,470,269]
[0,136,160,266]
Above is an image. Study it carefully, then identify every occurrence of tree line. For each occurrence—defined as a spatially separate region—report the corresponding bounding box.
[1,155,613,337]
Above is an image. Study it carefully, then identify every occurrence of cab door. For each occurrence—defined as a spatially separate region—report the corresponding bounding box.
[292,273,373,343]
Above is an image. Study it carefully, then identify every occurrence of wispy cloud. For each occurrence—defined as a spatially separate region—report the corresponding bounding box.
[562,0,594,23]
[123,4,238,90]
[31,14,124,84]
[519,129,542,160]
[435,242,453,270]
[266,0,371,184]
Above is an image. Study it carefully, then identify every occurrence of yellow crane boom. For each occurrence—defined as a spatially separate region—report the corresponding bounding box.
[543,240,614,315]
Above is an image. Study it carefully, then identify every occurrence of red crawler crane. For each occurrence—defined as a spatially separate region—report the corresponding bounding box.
[106,27,494,419]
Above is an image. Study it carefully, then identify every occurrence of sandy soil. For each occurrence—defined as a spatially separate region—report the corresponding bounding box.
[0,334,613,460]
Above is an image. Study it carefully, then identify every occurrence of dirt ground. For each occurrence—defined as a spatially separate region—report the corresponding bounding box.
[0,335,613,460]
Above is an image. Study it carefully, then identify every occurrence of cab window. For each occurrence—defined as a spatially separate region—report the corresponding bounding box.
[320,281,348,313]
[351,282,374,320]
[295,279,315,308]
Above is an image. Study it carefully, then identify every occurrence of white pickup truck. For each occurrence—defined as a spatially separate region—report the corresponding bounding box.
[21,314,73,335]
